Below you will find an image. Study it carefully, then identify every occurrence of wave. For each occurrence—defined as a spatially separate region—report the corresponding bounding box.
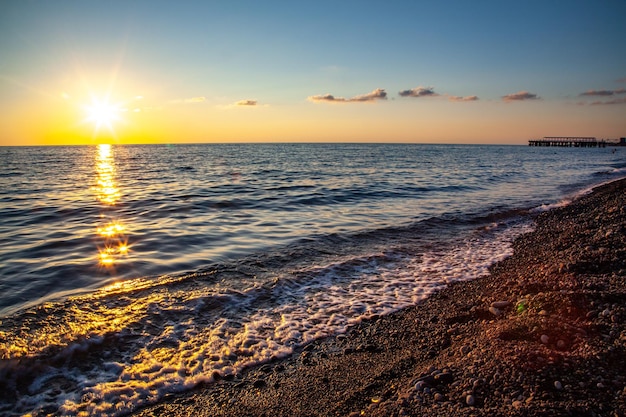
[0,217,531,416]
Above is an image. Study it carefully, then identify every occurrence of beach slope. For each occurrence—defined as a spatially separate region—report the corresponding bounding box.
[134,178,626,417]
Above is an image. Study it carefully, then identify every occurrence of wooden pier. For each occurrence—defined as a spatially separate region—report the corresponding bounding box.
[528,137,608,148]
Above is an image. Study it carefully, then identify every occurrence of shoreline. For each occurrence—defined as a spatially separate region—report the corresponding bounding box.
[134,178,626,417]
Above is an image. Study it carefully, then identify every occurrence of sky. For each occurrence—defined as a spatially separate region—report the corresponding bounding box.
[1,0,625,145]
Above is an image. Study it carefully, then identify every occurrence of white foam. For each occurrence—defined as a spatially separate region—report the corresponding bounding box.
[531,184,596,214]
[2,222,532,416]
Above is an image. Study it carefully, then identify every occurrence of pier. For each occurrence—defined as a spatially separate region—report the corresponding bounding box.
[528,137,607,148]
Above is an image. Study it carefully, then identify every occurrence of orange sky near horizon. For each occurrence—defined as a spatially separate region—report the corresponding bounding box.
[4,86,625,147]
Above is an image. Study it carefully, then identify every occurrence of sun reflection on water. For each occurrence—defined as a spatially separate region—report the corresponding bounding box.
[94,144,120,205]
[93,144,130,268]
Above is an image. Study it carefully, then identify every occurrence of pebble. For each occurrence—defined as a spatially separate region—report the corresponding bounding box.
[414,381,427,392]
[491,301,511,309]
[557,340,566,350]
[465,394,475,406]
[488,306,502,317]
[554,381,563,390]
[433,393,444,402]
[434,372,454,385]
[540,334,549,344]
[460,345,471,355]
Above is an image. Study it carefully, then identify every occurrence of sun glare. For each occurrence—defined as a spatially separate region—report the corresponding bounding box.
[84,97,122,134]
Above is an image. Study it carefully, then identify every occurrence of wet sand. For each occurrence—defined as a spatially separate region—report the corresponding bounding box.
[134,178,626,417]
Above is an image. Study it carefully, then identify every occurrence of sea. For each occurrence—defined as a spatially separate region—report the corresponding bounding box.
[1,143,625,416]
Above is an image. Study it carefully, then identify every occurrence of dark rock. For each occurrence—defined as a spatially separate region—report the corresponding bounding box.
[434,372,454,385]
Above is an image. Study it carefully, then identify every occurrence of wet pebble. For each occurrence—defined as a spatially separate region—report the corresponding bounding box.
[465,394,475,406]
[554,381,563,390]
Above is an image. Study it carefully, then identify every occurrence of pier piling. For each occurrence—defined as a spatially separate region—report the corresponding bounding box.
[528,137,607,148]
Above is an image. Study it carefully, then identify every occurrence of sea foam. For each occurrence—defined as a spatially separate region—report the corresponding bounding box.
[1,221,531,416]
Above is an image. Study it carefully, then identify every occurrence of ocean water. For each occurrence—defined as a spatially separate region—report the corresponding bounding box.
[0,143,624,416]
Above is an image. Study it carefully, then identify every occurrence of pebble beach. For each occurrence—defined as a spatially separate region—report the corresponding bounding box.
[133,177,626,417]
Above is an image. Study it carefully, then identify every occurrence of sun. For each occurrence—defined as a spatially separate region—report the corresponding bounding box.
[84,97,122,134]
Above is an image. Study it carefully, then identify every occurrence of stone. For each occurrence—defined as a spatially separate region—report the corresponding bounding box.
[491,301,511,309]
[554,381,563,390]
[434,372,454,385]
[414,381,427,392]
[488,306,502,317]
[466,394,475,406]
[433,393,444,402]
[540,334,549,344]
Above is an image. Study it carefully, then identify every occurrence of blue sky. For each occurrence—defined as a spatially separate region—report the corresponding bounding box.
[1,0,625,144]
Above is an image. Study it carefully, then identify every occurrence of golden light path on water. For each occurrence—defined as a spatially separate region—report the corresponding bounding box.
[93,144,129,268]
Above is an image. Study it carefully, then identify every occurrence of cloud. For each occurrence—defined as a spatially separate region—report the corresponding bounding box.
[590,97,626,105]
[579,88,626,97]
[398,86,439,98]
[502,91,540,102]
[235,99,257,106]
[185,96,206,103]
[351,88,387,102]
[397,86,477,102]
[308,88,387,103]
[308,93,337,102]
[448,95,479,102]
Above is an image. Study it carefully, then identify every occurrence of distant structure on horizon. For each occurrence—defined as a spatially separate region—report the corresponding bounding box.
[528,136,626,147]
